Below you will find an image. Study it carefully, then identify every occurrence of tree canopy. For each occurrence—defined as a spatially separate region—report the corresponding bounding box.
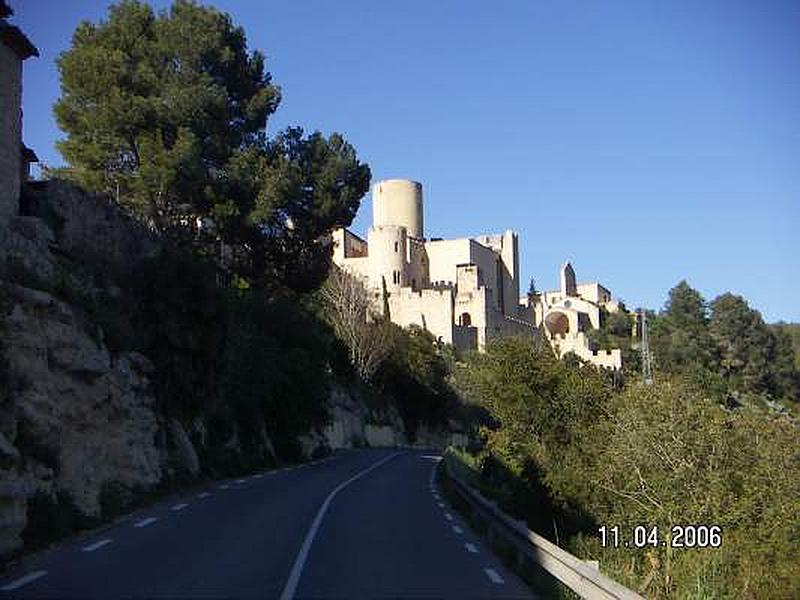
[646,281,798,405]
[54,0,370,291]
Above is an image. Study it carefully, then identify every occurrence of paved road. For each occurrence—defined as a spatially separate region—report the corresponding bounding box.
[0,449,534,599]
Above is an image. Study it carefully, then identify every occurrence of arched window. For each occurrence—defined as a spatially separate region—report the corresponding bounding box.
[459,312,472,327]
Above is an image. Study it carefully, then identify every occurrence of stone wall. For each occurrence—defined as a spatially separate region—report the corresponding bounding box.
[0,42,21,224]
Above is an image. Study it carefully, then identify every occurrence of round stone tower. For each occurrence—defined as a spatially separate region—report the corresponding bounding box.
[372,179,423,239]
[368,225,407,291]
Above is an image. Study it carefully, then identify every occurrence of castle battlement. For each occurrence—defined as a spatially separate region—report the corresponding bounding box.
[333,179,529,351]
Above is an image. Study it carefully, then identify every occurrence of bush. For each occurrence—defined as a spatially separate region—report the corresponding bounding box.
[217,289,331,460]
[374,325,456,436]
[454,337,800,598]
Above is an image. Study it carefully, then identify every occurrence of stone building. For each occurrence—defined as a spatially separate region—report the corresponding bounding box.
[530,262,626,369]
[0,0,38,224]
[332,179,536,351]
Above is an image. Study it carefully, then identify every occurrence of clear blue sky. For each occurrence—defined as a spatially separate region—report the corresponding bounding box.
[11,0,800,322]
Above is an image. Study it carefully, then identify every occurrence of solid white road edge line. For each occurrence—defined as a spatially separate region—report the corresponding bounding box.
[133,517,158,528]
[279,452,403,600]
[82,539,112,552]
[484,568,505,584]
[0,570,48,591]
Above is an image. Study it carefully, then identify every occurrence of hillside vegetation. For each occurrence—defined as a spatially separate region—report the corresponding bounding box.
[450,282,800,599]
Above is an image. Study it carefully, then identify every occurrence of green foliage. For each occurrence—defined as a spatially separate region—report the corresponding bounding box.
[771,322,800,369]
[54,0,370,291]
[710,293,797,402]
[648,281,799,406]
[453,336,800,598]
[459,337,611,508]
[217,290,330,460]
[374,325,456,437]
[126,248,225,417]
[54,0,279,230]
[588,309,634,361]
[649,280,717,373]
[238,128,372,291]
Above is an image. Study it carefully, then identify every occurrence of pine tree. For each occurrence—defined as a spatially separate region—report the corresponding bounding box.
[54,0,370,291]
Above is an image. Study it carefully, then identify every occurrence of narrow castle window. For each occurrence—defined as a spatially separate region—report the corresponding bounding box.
[459,312,472,327]
[394,242,399,253]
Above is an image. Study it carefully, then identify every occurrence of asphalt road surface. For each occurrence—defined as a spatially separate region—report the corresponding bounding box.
[0,449,534,599]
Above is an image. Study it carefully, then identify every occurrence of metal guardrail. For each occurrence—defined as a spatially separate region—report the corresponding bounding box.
[443,460,645,600]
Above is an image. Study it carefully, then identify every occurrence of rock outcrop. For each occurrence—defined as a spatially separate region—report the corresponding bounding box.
[301,385,468,457]
[0,282,162,554]
[21,180,158,278]
[0,180,171,556]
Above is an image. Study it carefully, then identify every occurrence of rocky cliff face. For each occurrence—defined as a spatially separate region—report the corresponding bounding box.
[0,280,164,549]
[0,282,162,555]
[0,181,164,557]
[300,385,467,456]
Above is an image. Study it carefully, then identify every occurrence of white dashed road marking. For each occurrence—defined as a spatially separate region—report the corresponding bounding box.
[197,492,211,499]
[252,474,263,479]
[484,568,505,584]
[465,542,478,553]
[133,517,158,528]
[444,513,453,521]
[437,502,445,508]
[82,539,112,552]
[279,452,403,600]
[0,570,48,591]
[236,479,246,484]
[452,525,463,534]
[171,503,188,511]
[219,484,230,490]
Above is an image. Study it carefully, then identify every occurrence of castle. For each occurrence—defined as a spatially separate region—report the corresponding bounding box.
[332,179,536,352]
[332,179,627,368]
[1,2,627,370]
[534,262,625,370]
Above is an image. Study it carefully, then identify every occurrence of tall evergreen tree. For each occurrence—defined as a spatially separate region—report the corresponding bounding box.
[710,293,776,397]
[54,0,369,290]
[55,0,279,230]
[650,280,716,373]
